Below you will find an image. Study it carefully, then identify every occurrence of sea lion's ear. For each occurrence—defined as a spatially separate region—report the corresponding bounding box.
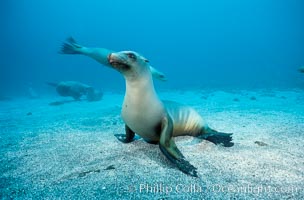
[144,59,149,63]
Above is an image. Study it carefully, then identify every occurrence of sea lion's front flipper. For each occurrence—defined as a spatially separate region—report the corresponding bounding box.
[150,66,167,81]
[60,37,83,54]
[114,125,135,143]
[60,37,114,67]
[159,115,198,177]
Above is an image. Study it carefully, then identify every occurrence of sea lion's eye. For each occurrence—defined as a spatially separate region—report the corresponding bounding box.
[127,53,136,60]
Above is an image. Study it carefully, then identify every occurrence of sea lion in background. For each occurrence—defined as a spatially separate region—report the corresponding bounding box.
[60,39,233,177]
[60,37,167,81]
[47,81,102,101]
[299,66,304,73]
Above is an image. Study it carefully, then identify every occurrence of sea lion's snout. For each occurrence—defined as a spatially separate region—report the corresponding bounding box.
[108,53,118,65]
[108,53,113,64]
[107,52,130,70]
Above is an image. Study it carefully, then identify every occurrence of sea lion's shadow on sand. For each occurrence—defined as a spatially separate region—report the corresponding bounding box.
[128,140,173,169]
[49,100,78,106]
[128,137,234,172]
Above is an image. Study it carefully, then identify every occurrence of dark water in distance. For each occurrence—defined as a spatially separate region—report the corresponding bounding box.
[1,0,304,95]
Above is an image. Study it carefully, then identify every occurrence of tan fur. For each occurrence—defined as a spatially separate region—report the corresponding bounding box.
[110,51,166,142]
[109,51,209,142]
[164,101,206,137]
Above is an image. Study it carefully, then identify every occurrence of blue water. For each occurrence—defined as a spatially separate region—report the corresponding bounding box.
[1,0,304,96]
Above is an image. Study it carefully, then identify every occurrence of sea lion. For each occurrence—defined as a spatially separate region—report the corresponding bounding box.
[47,81,102,101]
[60,37,167,81]
[60,39,233,177]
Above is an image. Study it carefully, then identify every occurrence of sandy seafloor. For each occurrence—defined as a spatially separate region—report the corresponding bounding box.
[1,89,304,199]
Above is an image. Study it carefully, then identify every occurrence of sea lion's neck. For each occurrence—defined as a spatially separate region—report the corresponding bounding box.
[121,71,164,134]
[124,73,159,104]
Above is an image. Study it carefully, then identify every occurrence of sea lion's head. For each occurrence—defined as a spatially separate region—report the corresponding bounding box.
[107,51,150,79]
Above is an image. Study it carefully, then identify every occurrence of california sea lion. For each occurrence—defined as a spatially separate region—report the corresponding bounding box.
[60,39,233,177]
[47,81,102,101]
[60,37,167,81]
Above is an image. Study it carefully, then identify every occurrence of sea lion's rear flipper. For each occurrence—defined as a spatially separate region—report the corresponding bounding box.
[205,132,234,147]
[201,128,234,147]
[114,125,135,143]
[159,116,198,177]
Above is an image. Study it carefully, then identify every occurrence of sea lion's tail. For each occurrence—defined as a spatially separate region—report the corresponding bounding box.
[46,82,58,87]
[59,37,83,54]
